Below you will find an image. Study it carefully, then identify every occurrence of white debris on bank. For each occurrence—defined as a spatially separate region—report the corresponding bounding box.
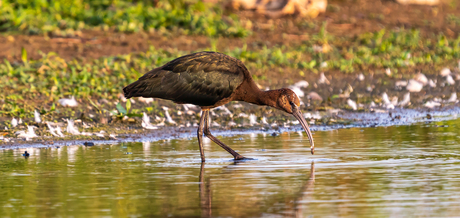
[440,68,451,76]
[385,68,392,76]
[424,101,441,108]
[249,114,258,126]
[142,112,158,130]
[398,93,411,107]
[414,73,428,85]
[34,110,41,123]
[318,72,330,84]
[58,96,78,107]
[11,118,18,128]
[47,122,65,137]
[162,107,177,125]
[16,126,38,141]
[347,99,357,111]
[406,79,423,92]
[445,92,458,103]
[446,75,455,85]
[66,119,80,135]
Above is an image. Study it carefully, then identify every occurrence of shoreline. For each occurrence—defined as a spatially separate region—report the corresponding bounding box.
[2,105,458,150]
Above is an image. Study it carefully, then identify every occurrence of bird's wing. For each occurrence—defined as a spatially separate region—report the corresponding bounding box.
[123,52,246,107]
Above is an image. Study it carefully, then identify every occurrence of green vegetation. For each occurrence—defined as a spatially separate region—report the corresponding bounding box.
[0,0,250,37]
[230,29,460,73]
[1,29,459,121]
[447,14,460,26]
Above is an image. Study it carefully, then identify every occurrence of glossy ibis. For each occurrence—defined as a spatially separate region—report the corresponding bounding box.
[123,51,314,162]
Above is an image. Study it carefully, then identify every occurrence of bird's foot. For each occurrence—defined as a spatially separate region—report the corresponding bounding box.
[234,155,255,161]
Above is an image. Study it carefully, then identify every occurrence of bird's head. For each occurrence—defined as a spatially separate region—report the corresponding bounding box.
[277,88,315,154]
[277,89,301,114]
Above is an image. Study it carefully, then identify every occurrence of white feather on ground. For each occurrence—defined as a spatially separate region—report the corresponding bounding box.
[382,92,391,105]
[425,101,441,108]
[440,68,451,76]
[303,112,322,119]
[395,81,408,89]
[406,79,423,92]
[137,97,154,104]
[58,96,78,107]
[109,134,117,140]
[249,114,258,126]
[446,75,455,85]
[398,93,411,107]
[289,86,305,98]
[142,112,158,130]
[11,118,18,128]
[47,122,64,137]
[95,131,105,137]
[16,126,37,140]
[347,99,357,110]
[214,105,233,117]
[238,113,249,118]
[228,121,237,127]
[391,96,398,106]
[428,79,436,88]
[162,107,177,125]
[445,92,458,103]
[385,68,392,76]
[414,73,428,85]
[34,110,41,123]
[182,104,196,115]
[261,117,268,125]
[66,119,80,135]
[318,72,330,84]
[212,121,221,127]
[288,80,308,98]
[382,92,395,109]
[293,80,309,88]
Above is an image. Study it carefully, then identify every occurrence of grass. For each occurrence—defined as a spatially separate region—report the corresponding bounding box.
[0,0,251,37]
[0,28,459,123]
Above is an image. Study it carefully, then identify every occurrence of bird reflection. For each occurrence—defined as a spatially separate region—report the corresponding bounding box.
[199,162,212,218]
[293,162,315,218]
[198,162,315,218]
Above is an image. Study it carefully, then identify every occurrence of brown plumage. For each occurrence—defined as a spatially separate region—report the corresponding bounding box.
[124,51,314,162]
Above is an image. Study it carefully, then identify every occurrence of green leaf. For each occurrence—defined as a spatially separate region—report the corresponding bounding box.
[127,113,143,118]
[21,47,28,64]
[126,100,131,113]
[116,102,127,115]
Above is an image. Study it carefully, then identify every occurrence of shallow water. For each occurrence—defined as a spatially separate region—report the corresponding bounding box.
[2,119,460,217]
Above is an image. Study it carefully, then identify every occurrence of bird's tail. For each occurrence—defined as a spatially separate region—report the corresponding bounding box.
[123,73,163,99]
[123,81,140,99]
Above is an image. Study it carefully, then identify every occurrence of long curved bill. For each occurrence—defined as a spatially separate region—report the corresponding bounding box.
[292,106,315,154]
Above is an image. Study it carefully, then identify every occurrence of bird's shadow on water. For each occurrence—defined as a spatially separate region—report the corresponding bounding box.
[198,161,315,217]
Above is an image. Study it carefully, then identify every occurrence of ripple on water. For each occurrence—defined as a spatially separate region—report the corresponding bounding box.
[2,118,460,217]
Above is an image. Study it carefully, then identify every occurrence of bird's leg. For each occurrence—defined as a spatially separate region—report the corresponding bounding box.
[203,110,246,160]
[197,110,207,162]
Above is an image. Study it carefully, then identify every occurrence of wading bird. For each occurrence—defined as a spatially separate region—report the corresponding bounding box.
[123,52,314,162]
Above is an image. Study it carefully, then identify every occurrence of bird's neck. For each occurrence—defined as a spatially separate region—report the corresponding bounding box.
[258,90,282,108]
[242,87,280,108]
[236,80,280,108]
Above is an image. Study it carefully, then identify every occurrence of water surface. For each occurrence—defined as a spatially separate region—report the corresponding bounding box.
[2,119,460,217]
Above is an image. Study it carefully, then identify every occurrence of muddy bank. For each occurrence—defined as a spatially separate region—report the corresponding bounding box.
[1,105,459,150]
